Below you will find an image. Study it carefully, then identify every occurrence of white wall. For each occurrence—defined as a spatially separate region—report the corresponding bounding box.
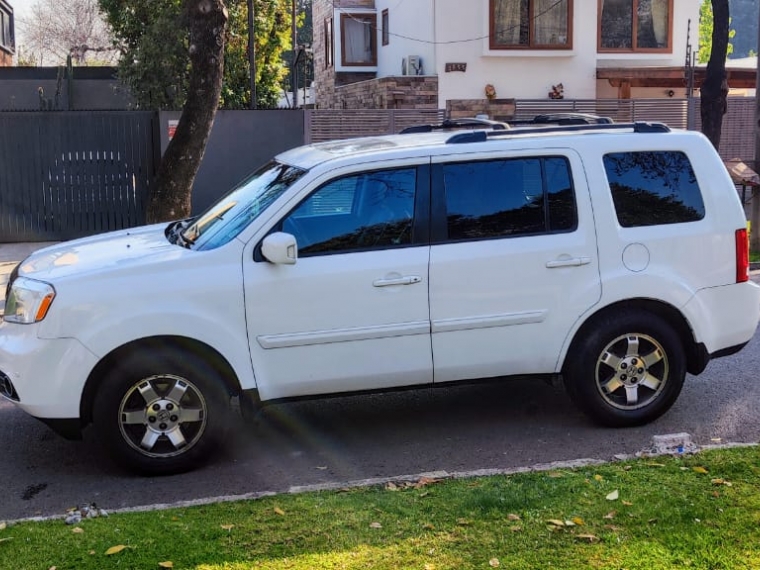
[408,0,702,106]
[375,0,436,78]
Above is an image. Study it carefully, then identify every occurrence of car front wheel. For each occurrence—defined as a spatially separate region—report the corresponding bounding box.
[93,347,231,475]
[564,310,686,427]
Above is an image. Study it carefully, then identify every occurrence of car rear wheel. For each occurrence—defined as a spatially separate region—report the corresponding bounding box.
[563,310,686,427]
[93,347,231,475]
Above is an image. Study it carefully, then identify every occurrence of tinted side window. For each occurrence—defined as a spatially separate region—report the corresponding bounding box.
[603,151,705,227]
[281,168,416,256]
[442,157,576,241]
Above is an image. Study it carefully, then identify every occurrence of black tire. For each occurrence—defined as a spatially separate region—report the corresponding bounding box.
[563,310,686,427]
[93,347,232,475]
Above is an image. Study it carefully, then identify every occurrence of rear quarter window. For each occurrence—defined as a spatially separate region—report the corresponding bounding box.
[603,151,705,227]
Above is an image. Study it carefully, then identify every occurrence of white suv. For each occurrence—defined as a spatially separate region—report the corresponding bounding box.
[2,122,758,475]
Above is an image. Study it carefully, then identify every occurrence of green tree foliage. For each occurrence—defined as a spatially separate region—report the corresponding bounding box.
[698,0,735,64]
[99,0,293,109]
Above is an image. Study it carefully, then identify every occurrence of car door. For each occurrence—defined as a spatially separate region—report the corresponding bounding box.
[243,161,433,401]
[428,149,601,383]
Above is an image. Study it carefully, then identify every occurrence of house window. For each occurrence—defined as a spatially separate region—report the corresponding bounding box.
[490,0,572,50]
[0,8,13,52]
[382,9,389,46]
[599,0,672,52]
[340,13,377,66]
[324,18,334,68]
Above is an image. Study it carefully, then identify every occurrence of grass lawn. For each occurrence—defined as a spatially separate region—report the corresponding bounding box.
[1,446,760,569]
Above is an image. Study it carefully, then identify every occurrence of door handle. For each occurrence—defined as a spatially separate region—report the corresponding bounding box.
[546,257,591,269]
[373,275,422,287]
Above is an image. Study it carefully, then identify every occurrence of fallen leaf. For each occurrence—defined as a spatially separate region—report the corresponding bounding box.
[424,564,435,570]
[711,478,732,487]
[48,567,57,570]
[171,517,179,521]
[594,474,604,482]
[489,558,500,567]
[603,511,616,520]
[71,527,84,534]
[370,522,382,529]
[422,523,435,530]
[274,507,285,516]
[88,551,96,556]
[622,501,633,506]
[648,518,658,524]
[0,537,11,544]
[456,518,472,526]
[385,482,399,491]
[316,466,328,470]
[604,525,624,531]
[693,466,709,474]
[606,490,619,501]
[623,465,632,471]
[0,523,5,530]
[415,477,439,489]
[712,491,721,498]
[548,472,564,478]
[547,519,566,527]
[419,491,430,498]
[105,545,127,556]
[646,462,665,468]
[576,534,599,543]
[571,517,585,526]
[507,514,521,521]
[711,438,722,443]
[158,562,174,568]
[509,525,522,532]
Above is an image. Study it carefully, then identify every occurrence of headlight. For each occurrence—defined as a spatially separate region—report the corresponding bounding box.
[3,277,56,324]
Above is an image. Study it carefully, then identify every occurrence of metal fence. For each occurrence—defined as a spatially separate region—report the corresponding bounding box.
[0,111,158,242]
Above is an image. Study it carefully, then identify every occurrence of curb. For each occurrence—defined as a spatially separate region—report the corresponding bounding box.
[1,440,756,526]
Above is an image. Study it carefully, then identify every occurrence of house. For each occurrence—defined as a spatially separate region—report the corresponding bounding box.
[0,0,13,66]
[312,0,705,112]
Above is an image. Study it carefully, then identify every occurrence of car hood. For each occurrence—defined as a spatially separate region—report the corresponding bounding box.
[17,224,185,281]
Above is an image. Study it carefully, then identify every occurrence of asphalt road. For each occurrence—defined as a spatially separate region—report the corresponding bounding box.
[2,322,760,521]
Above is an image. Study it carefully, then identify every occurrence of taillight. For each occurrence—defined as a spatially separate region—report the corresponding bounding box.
[736,228,749,283]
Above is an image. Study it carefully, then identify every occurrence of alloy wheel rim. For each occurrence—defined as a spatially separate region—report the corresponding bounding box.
[594,333,669,411]
[118,374,208,458]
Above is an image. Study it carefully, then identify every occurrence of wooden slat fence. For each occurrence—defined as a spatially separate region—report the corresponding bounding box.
[305,109,445,143]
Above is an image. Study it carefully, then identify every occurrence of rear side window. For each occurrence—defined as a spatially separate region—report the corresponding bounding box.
[442,156,576,241]
[603,151,705,227]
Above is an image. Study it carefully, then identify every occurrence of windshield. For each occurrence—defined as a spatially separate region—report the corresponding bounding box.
[180,160,306,250]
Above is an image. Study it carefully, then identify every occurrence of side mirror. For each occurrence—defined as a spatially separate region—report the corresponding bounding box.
[261,232,298,265]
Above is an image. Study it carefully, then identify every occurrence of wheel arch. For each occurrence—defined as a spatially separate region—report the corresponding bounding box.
[561,299,709,377]
[80,335,242,427]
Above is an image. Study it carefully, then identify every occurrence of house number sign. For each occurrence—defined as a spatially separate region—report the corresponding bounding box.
[445,63,467,73]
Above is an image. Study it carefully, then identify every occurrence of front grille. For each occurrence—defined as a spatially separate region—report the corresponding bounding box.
[0,370,19,401]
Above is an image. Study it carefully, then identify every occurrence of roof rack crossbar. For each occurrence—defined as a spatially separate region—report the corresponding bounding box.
[445,122,671,144]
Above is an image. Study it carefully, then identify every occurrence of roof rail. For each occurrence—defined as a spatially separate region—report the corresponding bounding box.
[508,113,614,126]
[445,122,671,144]
[399,117,509,134]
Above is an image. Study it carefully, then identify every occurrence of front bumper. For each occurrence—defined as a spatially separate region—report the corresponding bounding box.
[0,321,98,420]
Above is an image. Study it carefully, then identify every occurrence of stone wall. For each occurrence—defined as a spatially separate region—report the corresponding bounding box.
[333,76,438,109]
[446,99,516,121]
[0,50,11,67]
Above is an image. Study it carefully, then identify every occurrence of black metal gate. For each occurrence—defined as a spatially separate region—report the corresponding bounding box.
[0,111,159,242]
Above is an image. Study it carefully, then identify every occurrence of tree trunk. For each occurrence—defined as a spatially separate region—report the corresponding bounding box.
[146,0,229,223]
[700,0,730,150]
